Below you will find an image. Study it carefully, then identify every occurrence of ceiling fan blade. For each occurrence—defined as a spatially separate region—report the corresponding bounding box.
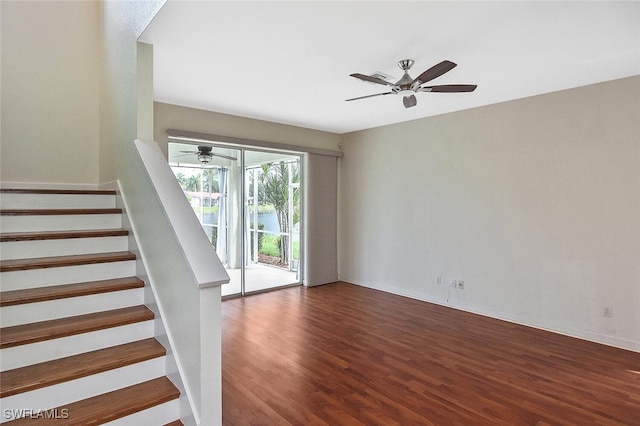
[179,150,198,154]
[350,73,395,87]
[419,84,477,93]
[411,60,457,86]
[402,95,417,108]
[212,153,237,161]
[346,92,394,102]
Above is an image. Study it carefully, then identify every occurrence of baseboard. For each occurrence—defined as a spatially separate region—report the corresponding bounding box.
[0,181,103,190]
[304,279,337,288]
[97,180,117,190]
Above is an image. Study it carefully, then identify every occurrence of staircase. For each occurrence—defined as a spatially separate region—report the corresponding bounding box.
[0,188,183,425]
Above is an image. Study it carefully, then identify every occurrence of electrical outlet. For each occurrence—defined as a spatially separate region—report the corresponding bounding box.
[457,280,464,290]
[604,306,613,318]
[436,276,442,285]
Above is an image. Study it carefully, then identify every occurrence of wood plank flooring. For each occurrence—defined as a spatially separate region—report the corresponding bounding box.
[0,338,165,397]
[0,251,136,272]
[0,276,144,307]
[0,306,154,348]
[6,377,179,425]
[0,229,128,242]
[0,208,122,216]
[222,282,640,425]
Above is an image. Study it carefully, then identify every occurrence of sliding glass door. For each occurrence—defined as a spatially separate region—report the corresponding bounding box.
[168,141,302,298]
[244,150,301,293]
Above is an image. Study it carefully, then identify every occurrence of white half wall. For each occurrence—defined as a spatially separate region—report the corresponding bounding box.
[339,76,640,352]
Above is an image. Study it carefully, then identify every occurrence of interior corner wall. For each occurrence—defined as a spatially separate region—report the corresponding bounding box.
[137,42,155,143]
[100,0,164,186]
[339,76,640,352]
[0,1,100,186]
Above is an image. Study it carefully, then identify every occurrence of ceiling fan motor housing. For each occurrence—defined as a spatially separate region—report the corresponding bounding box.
[396,59,417,91]
[197,145,213,164]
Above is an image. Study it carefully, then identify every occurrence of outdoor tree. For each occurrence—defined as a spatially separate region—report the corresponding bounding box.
[260,161,299,264]
[175,172,187,190]
[202,168,219,194]
[185,174,201,192]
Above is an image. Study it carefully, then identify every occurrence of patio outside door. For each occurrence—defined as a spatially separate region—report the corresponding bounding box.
[244,150,301,294]
[168,142,302,298]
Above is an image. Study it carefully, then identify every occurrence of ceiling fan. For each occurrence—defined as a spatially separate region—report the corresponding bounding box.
[346,59,477,108]
[177,145,237,164]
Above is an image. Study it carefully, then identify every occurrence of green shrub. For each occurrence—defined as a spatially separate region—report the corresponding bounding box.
[257,223,265,251]
[260,234,281,257]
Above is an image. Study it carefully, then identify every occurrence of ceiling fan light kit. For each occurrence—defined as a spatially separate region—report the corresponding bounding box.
[197,152,213,164]
[347,59,477,108]
[403,95,417,108]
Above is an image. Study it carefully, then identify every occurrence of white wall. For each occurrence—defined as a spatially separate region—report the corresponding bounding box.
[304,154,339,286]
[154,102,341,157]
[100,0,165,184]
[1,1,100,186]
[339,76,640,352]
[101,2,227,423]
[0,0,161,186]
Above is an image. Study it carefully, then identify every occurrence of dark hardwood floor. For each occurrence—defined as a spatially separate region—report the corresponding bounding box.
[222,282,640,425]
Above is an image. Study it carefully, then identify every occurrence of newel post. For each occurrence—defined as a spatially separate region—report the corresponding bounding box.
[199,285,222,425]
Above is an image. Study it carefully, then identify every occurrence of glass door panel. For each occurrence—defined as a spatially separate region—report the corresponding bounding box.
[244,150,301,293]
[169,142,302,298]
[168,142,242,298]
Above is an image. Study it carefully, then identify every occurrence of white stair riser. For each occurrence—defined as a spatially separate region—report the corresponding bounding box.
[0,358,166,424]
[0,321,154,371]
[0,190,181,424]
[0,236,128,260]
[0,193,115,210]
[0,261,136,291]
[1,288,144,327]
[0,214,122,233]
[103,399,180,426]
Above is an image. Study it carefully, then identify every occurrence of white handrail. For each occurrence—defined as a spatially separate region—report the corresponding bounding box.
[134,139,230,288]
[132,138,227,424]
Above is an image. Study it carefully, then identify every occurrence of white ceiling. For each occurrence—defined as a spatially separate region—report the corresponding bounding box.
[139,1,640,134]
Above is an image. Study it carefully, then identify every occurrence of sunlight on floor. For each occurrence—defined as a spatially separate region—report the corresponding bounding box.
[223,262,299,296]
